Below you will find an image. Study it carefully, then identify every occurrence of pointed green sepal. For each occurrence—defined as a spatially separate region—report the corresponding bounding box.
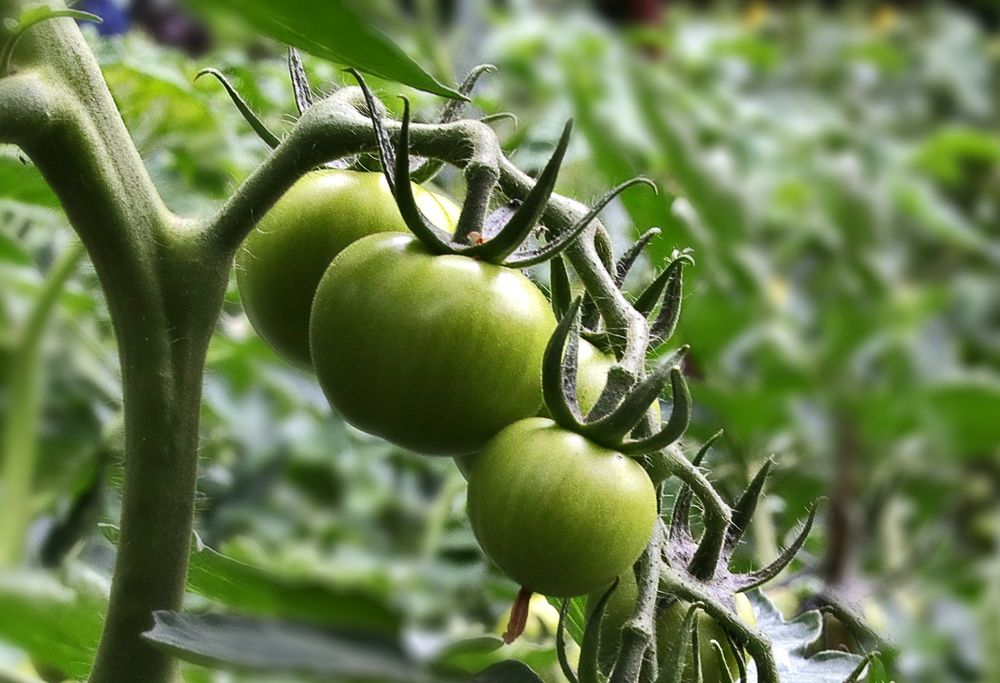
[558,599,580,683]
[634,250,695,318]
[615,227,662,288]
[725,633,748,683]
[739,500,822,591]
[658,602,703,683]
[582,346,689,445]
[543,297,586,428]
[725,457,774,554]
[710,640,735,683]
[580,578,619,683]
[669,435,714,542]
[504,177,655,268]
[288,48,315,115]
[550,256,572,318]
[618,369,692,455]
[669,481,695,543]
[195,68,281,149]
[347,69,397,181]
[391,99,457,252]
[481,111,519,127]
[349,76,455,254]
[649,257,690,347]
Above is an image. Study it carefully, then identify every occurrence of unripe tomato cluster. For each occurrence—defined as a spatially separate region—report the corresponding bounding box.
[237,170,657,599]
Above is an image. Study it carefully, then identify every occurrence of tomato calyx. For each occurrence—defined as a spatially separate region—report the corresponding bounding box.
[540,298,693,457]
[198,48,356,171]
[566,245,696,357]
[667,439,822,586]
[353,69,656,268]
[653,439,823,678]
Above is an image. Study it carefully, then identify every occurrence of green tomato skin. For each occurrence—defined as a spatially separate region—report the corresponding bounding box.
[587,573,754,682]
[310,234,556,456]
[467,418,657,597]
[237,170,459,368]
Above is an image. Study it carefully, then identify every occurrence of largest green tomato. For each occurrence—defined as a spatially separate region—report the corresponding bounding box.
[309,234,555,455]
[237,170,459,368]
[467,417,657,597]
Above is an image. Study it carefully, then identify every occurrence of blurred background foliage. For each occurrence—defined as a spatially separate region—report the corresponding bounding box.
[0,1,998,682]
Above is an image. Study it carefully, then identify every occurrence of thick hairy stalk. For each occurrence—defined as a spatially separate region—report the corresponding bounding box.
[1,15,230,683]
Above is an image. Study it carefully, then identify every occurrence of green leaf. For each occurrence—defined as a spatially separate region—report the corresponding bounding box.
[471,661,545,683]
[0,567,107,680]
[102,525,401,638]
[11,5,101,30]
[546,595,587,645]
[922,375,1000,457]
[143,612,420,682]
[184,0,463,99]
[0,232,32,266]
[892,176,991,254]
[746,591,866,683]
[432,636,505,673]
[186,535,402,637]
[0,153,59,207]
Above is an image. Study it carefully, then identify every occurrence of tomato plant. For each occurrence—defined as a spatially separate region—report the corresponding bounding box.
[467,417,657,597]
[0,2,902,681]
[310,233,555,455]
[237,169,459,367]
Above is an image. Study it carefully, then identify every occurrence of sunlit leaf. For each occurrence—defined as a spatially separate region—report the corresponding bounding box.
[184,0,462,99]
[746,591,867,683]
[0,567,106,679]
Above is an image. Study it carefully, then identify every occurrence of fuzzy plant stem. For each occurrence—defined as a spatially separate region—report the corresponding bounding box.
[1,15,230,683]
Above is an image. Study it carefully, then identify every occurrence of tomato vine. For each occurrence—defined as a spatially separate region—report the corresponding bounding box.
[0,6,826,683]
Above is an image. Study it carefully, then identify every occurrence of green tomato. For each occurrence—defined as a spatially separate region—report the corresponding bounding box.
[587,573,755,682]
[309,234,555,455]
[467,417,657,597]
[237,169,459,368]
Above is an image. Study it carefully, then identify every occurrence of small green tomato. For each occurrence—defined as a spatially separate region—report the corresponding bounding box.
[467,417,657,597]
